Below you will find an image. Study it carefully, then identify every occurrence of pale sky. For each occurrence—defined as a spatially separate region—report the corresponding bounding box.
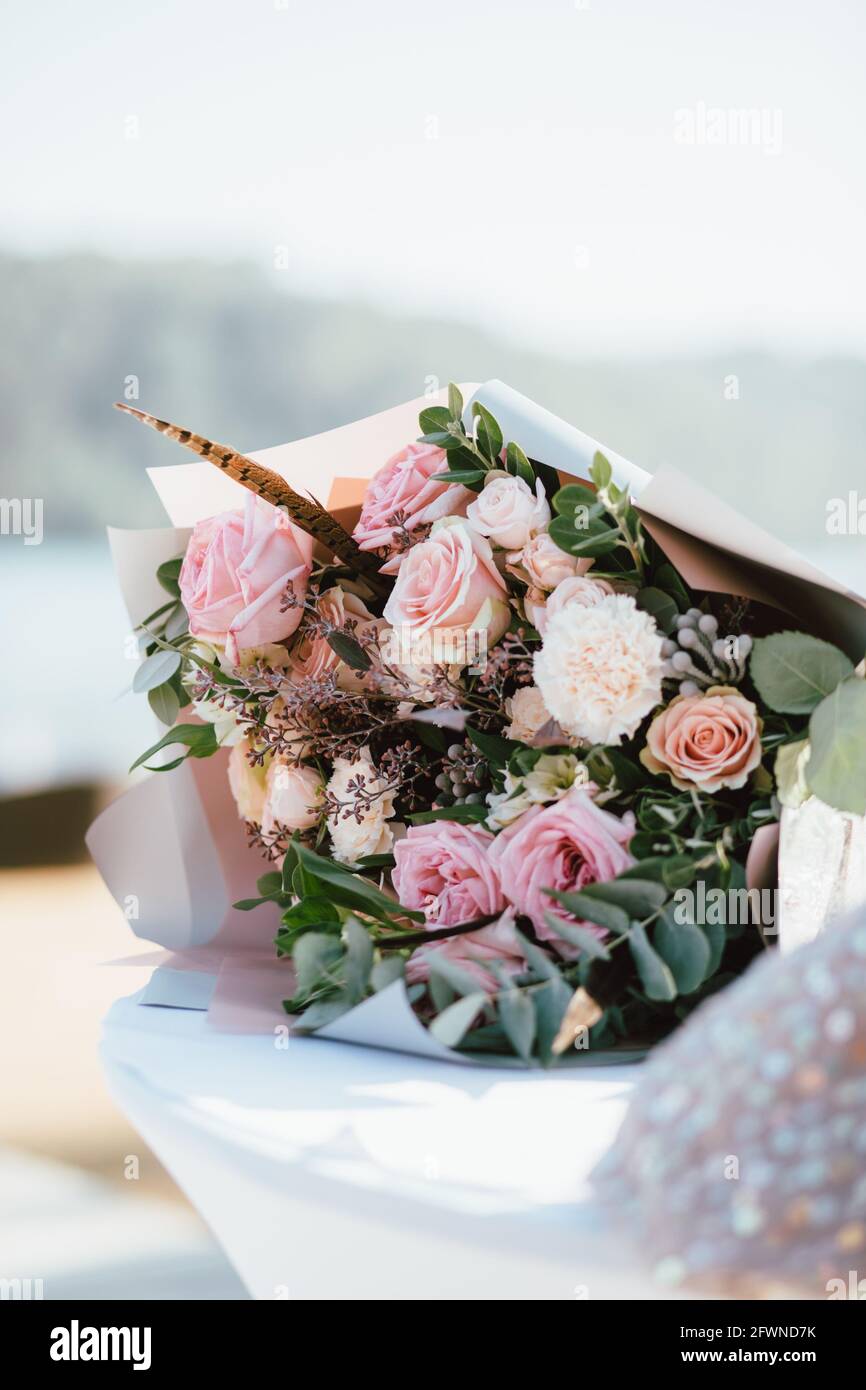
[3,0,865,357]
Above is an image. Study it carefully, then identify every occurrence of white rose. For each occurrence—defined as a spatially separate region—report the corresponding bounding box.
[505,685,554,742]
[467,472,550,551]
[227,739,268,824]
[262,760,323,836]
[326,746,396,864]
[519,533,587,590]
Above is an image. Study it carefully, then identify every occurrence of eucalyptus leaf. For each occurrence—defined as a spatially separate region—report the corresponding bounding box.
[293,931,343,995]
[750,632,853,714]
[370,956,406,992]
[292,997,353,1032]
[428,991,487,1048]
[543,911,613,959]
[343,915,374,1003]
[533,976,574,1064]
[427,952,486,998]
[148,680,180,726]
[545,891,629,937]
[497,988,536,1060]
[654,907,711,994]
[806,677,866,814]
[471,401,503,463]
[629,922,677,1001]
[133,648,182,694]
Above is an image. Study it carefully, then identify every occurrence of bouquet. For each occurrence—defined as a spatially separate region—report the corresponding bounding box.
[108,383,866,1065]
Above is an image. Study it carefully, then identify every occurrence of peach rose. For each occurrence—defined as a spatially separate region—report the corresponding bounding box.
[289,585,384,691]
[382,517,510,653]
[352,441,472,574]
[640,685,763,794]
[179,494,313,665]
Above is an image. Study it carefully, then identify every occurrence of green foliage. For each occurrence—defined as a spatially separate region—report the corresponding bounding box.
[806,676,866,814]
[750,631,853,713]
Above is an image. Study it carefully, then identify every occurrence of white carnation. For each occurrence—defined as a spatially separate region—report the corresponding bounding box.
[326,746,396,864]
[533,593,664,745]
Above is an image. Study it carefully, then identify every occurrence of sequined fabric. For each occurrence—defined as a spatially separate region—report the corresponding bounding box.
[592,909,866,1297]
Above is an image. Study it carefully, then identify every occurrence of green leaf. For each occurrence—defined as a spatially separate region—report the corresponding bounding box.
[636,587,679,635]
[750,632,853,714]
[291,997,353,1031]
[552,482,602,516]
[471,401,503,464]
[133,648,182,694]
[806,677,866,814]
[164,604,190,642]
[293,932,343,995]
[129,721,218,773]
[545,890,628,936]
[498,988,536,1060]
[532,976,575,1064]
[257,871,283,896]
[294,843,425,922]
[629,922,677,1001]
[590,451,613,490]
[548,515,620,559]
[543,911,612,959]
[370,956,405,992]
[148,680,181,726]
[418,405,452,434]
[156,556,183,597]
[513,927,561,980]
[326,630,372,672]
[343,915,374,1003]
[466,725,522,767]
[448,382,464,420]
[427,952,486,998]
[428,992,487,1048]
[654,906,711,994]
[652,562,691,612]
[580,878,668,917]
[505,441,534,487]
[431,468,486,486]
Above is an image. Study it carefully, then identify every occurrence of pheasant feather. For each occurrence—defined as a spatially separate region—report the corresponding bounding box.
[113,403,390,596]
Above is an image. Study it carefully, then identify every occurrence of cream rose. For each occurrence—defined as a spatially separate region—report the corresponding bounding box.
[227,739,268,824]
[326,747,396,864]
[466,472,550,550]
[261,760,324,836]
[640,685,763,794]
[382,517,510,660]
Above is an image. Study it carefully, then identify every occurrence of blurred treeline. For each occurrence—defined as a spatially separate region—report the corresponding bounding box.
[3,251,865,550]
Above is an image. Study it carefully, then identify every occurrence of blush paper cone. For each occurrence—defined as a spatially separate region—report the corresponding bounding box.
[90,381,866,1054]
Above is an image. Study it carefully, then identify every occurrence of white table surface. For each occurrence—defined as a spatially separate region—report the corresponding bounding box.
[101,989,662,1300]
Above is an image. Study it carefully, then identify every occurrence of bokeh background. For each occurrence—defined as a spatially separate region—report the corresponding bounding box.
[1,0,864,1297]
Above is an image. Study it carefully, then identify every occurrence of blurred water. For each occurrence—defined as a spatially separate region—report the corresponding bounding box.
[0,535,863,796]
[1,538,155,795]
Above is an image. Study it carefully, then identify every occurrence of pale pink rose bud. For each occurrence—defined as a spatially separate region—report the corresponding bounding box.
[520,532,591,591]
[261,760,324,836]
[227,740,269,825]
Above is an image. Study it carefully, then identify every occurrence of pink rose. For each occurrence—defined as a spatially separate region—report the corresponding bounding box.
[489,786,635,940]
[180,494,313,664]
[405,908,526,995]
[352,441,472,574]
[393,820,505,925]
[640,685,763,794]
[382,518,510,652]
[520,533,591,590]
